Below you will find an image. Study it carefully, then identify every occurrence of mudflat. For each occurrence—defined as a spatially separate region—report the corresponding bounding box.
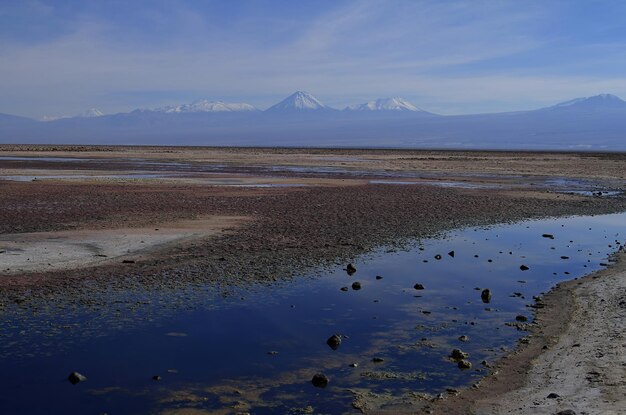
[1,145,625,414]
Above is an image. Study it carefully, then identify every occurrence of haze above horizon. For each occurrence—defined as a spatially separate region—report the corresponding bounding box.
[2,1,626,119]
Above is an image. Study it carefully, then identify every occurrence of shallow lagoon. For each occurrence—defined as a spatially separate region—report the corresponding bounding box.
[0,212,625,414]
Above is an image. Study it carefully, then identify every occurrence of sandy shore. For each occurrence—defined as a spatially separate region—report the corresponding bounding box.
[428,251,626,415]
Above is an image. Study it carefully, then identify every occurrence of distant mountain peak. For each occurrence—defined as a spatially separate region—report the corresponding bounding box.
[155,100,258,113]
[77,108,104,118]
[549,93,626,110]
[266,91,332,111]
[345,97,425,112]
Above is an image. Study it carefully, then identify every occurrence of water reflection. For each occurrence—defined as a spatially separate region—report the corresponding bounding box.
[0,213,625,414]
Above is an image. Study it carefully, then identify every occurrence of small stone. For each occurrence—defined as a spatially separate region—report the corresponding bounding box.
[340,286,349,291]
[152,375,161,381]
[349,363,358,368]
[67,372,87,385]
[458,335,469,342]
[122,260,135,264]
[520,265,530,271]
[448,251,455,258]
[375,275,383,280]
[352,281,361,290]
[458,360,472,369]
[267,350,279,355]
[346,263,357,275]
[547,392,560,399]
[414,283,425,290]
[481,288,492,303]
[326,334,342,350]
[434,254,442,260]
[515,315,528,322]
[311,373,329,388]
[556,410,576,415]
[450,349,469,360]
[542,234,554,239]
[372,357,384,363]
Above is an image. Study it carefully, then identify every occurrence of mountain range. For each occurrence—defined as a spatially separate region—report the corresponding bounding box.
[2,91,626,150]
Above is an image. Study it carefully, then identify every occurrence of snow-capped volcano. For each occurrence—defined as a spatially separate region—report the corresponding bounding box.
[77,108,104,118]
[266,91,333,112]
[546,93,626,111]
[156,100,258,113]
[346,97,424,112]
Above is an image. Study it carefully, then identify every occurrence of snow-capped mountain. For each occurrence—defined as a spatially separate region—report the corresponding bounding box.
[77,108,105,117]
[345,97,424,112]
[155,100,258,113]
[544,93,626,111]
[266,91,334,112]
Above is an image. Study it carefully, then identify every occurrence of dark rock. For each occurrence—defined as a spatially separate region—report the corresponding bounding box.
[542,234,555,239]
[481,288,492,303]
[326,334,342,350]
[448,251,455,258]
[152,375,161,381]
[311,373,329,388]
[375,275,383,280]
[372,357,385,363]
[450,349,469,360]
[520,265,530,271]
[414,283,425,290]
[67,372,87,385]
[458,360,472,369]
[547,392,560,399]
[561,256,570,259]
[458,335,469,342]
[267,350,279,355]
[434,254,442,260]
[340,286,349,291]
[352,281,361,290]
[515,315,528,322]
[122,260,135,264]
[346,263,357,275]
[556,411,576,415]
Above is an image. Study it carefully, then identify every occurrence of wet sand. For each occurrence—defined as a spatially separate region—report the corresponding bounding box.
[428,251,626,415]
[1,146,626,413]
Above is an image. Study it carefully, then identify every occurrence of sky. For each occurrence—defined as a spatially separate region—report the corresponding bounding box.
[3,0,626,119]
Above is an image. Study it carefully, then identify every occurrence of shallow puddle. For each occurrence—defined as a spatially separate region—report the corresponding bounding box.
[0,213,625,414]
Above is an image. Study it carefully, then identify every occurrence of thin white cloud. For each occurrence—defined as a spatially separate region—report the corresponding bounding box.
[1,0,626,117]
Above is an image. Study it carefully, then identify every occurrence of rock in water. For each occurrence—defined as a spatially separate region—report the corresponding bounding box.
[450,349,469,360]
[352,281,362,290]
[311,373,329,388]
[458,335,469,342]
[516,315,528,322]
[448,251,455,257]
[346,263,357,275]
[520,265,530,271]
[326,334,342,350]
[67,372,87,385]
[542,234,555,239]
[481,288,492,303]
[458,360,472,369]
[414,283,425,290]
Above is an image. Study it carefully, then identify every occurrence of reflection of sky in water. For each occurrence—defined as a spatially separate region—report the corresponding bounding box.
[0,212,624,413]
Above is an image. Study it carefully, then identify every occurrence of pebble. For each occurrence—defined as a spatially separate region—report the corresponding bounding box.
[67,371,87,385]
[311,373,329,388]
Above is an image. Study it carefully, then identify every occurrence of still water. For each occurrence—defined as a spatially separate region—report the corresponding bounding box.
[0,212,624,414]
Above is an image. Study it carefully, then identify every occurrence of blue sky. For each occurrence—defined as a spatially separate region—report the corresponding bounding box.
[2,0,626,118]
